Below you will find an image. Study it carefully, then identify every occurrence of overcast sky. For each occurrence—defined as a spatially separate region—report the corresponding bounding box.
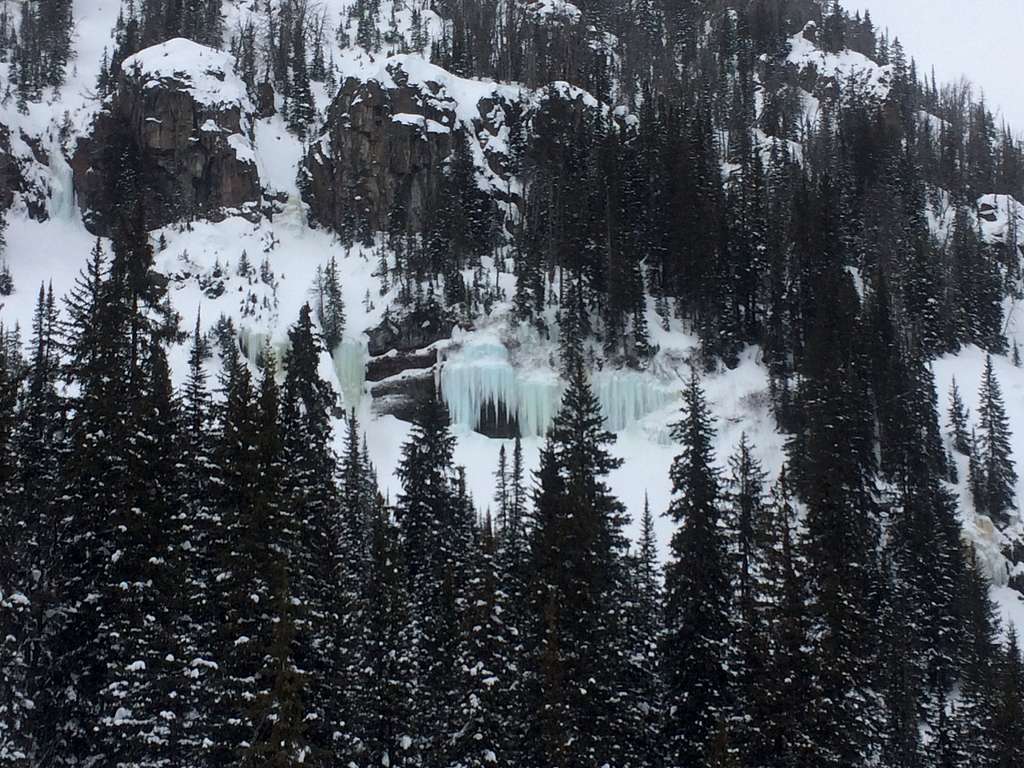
[847,0,1024,132]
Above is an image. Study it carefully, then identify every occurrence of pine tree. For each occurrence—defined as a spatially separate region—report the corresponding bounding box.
[0,287,62,767]
[207,337,275,764]
[524,353,640,768]
[394,393,463,763]
[952,553,1002,767]
[993,627,1024,768]
[788,263,882,765]
[493,444,509,528]
[449,514,515,767]
[176,312,221,761]
[350,505,417,766]
[621,494,665,766]
[494,435,530,761]
[723,434,769,761]
[663,369,733,766]
[287,2,316,138]
[334,408,376,763]
[948,377,972,455]
[317,255,346,353]
[279,303,340,755]
[974,356,1018,525]
[753,469,816,768]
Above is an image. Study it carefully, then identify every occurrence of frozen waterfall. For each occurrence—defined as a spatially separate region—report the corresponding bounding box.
[440,337,678,437]
[592,368,677,432]
[332,337,368,410]
[440,340,563,437]
[238,326,289,368]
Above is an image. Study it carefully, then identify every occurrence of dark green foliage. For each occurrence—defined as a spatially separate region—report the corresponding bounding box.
[973,356,1018,525]
[949,378,972,455]
[8,2,1024,765]
[316,256,346,352]
[524,355,645,767]
[993,628,1024,768]
[662,370,733,766]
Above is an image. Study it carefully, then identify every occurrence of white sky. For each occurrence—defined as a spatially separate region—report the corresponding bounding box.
[848,0,1024,132]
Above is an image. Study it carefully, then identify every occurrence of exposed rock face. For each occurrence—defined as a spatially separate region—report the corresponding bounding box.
[370,371,438,423]
[305,68,457,235]
[304,58,617,239]
[72,38,262,235]
[0,125,25,214]
[364,302,457,422]
[366,303,456,357]
[366,348,438,382]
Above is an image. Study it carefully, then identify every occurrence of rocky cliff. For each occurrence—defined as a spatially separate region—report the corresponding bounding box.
[71,38,262,235]
[0,125,26,215]
[303,57,610,238]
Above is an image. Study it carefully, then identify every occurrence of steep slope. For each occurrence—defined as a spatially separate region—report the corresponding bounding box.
[0,0,1022,599]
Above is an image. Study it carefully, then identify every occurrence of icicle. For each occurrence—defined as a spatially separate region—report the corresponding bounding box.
[237,326,289,371]
[440,337,676,436]
[440,340,562,437]
[592,368,677,433]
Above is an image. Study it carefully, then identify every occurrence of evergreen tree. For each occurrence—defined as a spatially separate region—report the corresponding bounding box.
[753,469,817,768]
[524,354,640,768]
[287,2,316,137]
[175,313,222,761]
[394,393,464,763]
[789,263,882,766]
[663,370,733,766]
[993,628,1024,768]
[948,377,972,455]
[317,255,346,352]
[974,356,1018,524]
[279,303,341,756]
[207,337,277,765]
[723,434,770,761]
[952,553,1002,768]
[351,505,417,767]
[450,514,516,767]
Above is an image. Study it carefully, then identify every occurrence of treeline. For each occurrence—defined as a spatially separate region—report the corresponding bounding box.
[2,227,1024,767]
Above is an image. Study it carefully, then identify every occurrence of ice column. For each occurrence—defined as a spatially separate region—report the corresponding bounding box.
[441,339,676,436]
[332,337,367,410]
[440,340,563,437]
[592,368,677,432]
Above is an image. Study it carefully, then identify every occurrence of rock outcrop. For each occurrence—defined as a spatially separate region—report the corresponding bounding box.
[72,38,262,235]
[0,125,25,214]
[304,57,619,239]
[364,301,455,422]
[305,65,459,235]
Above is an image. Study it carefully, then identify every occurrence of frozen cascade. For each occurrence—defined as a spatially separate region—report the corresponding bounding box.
[332,337,367,409]
[440,340,563,437]
[238,326,289,368]
[50,147,76,221]
[441,338,678,436]
[592,368,677,432]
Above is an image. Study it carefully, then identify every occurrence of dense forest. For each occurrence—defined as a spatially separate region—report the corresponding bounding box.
[3,0,1024,766]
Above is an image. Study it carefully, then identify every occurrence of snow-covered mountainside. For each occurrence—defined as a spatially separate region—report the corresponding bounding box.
[4,0,1024,764]
[5,0,1018,579]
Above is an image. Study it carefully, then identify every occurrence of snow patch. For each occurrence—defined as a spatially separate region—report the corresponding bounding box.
[787,25,892,103]
[977,194,1024,247]
[122,38,250,110]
